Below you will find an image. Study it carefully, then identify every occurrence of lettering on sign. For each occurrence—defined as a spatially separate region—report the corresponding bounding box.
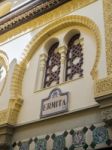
[40,88,69,118]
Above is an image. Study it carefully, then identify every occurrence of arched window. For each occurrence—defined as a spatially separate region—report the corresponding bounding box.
[44,42,61,88]
[66,33,83,81]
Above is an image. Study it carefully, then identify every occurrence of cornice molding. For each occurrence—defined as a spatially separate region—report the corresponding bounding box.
[0,0,97,43]
[0,0,69,35]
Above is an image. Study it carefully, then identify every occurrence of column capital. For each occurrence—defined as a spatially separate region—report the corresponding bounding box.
[40,53,48,62]
[57,46,67,54]
[40,53,48,70]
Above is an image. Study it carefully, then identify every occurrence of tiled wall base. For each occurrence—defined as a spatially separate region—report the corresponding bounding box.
[12,123,112,150]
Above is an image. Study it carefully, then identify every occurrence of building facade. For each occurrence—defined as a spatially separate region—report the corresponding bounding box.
[0,0,112,149]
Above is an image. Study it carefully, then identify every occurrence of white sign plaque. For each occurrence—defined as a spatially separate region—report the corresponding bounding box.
[40,88,69,118]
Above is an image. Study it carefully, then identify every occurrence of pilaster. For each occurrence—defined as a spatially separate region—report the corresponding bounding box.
[37,53,48,89]
[58,46,67,83]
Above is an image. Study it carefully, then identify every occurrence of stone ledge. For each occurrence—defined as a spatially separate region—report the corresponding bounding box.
[95,93,112,126]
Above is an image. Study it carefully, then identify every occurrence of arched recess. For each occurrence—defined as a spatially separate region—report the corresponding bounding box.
[44,37,59,52]
[8,15,101,124]
[64,29,81,46]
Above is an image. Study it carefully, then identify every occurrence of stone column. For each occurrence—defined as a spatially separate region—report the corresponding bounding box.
[37,53,48,90]
[58,46,67,83]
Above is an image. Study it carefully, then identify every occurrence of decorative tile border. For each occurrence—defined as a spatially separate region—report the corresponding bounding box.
[71,130,85,148]
[93,126,109,145]
[35,138,47,150]
[12,124,112,150]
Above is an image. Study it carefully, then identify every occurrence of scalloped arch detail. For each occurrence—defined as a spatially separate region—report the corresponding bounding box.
[11,15,101,98]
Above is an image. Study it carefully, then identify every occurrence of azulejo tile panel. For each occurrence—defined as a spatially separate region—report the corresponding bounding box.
[35,138,47,150]
[93,126,109,144]
[53,135,65,150]
[12,124,112,150]
[19,141,30,150]
[72,130,85,148]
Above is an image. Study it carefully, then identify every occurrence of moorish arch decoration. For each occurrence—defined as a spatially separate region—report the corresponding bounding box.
[10,15,101,122]
[0,15,101,125]
[0,50,9,95]
[95,0,112,98]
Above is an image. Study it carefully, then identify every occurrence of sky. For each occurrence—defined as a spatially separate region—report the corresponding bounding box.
[0,0,35,63]
[0,32,32,63]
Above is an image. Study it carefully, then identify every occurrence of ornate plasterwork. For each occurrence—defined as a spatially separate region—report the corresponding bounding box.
[103,0,112,75]
[0,98,23,125]
[95,76,112,97]
[11,15,101,99]
[94,0,112,126]
[0,0,97,43]
[0,51,23,125]
[0,0,69,35]
[0,109,8,124]
[0,50,8,71]
[0,15,101,125]
[7,98,23,124]
[9,15,101,125]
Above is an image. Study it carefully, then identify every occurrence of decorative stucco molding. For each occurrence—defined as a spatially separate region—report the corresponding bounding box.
[0,0,69,35]
[0,109,8,124]
[0,50,9,72]
[95,76,112,97]
[7,98,23,124]
[0,98,23,125]
[103,0,112,75]
[0,15,101,125]
[0,54,23,125]
[10,15,101,124]
[11,15,101,101]
[94,1,112,126]
[0,0,97,43]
